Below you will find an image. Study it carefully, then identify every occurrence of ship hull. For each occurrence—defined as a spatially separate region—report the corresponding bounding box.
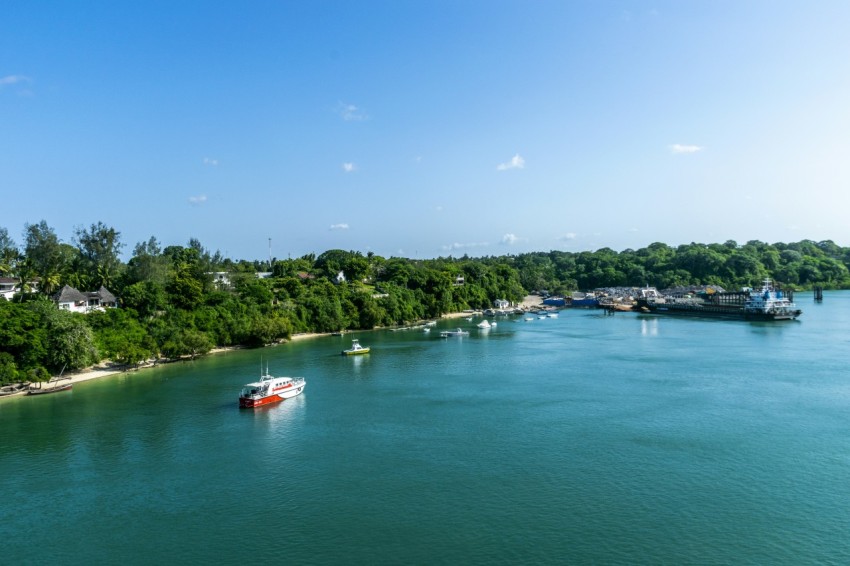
[638,301,801,321]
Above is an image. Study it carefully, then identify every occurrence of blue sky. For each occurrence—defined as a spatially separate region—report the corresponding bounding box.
[3,1,849,261]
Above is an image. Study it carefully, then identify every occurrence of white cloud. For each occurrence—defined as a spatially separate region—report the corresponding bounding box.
[342,162,356,173]
[337,102,367,121]
[497,153,525,171]
[669,144,703,154]
[330,223,349,230]
[434,205,443,212]
[501,233,519,245]
[559,233,577,241]
[188,195,207,205]
[0,75,30,87]
[203,157,218,166]
[443,241,489,251]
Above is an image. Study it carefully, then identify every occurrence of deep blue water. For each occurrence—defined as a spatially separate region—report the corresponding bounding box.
[2,293,849,564]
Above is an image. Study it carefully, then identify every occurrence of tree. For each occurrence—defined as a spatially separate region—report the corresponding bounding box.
[23,220,66,293]
[0,227,18,276]
[73,221,124,289]
[39,307,99,371]
[127,236,168,285]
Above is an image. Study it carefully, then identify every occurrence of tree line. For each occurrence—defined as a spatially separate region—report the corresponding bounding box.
[2,221,848,384]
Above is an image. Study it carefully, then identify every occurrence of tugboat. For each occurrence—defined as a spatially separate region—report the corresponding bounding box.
[742,279,802,320]
[238,365,305,408]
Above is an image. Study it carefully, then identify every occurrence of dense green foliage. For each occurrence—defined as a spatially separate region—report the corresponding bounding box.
[2,220,849,384]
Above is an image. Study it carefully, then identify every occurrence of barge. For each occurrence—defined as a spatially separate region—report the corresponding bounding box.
[636,279,802,321]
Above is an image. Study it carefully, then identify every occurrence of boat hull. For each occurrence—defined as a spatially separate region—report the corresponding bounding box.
[342,348,370,355]
[27,383,73,395]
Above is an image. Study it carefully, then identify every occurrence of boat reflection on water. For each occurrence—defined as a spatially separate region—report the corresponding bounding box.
[641,318,659,337]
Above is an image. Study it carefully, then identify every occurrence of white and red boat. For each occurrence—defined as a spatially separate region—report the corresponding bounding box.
[238,367,306,409]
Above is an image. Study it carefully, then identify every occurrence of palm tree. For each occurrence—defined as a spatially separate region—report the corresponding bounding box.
[40,272,61,296]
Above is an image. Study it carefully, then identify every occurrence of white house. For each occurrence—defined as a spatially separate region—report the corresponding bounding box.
[54,285,117,313]
[0,277,17,300]
[494,299,510,309]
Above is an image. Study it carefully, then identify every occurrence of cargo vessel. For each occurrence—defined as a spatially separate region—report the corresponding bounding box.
[636,279,802,321]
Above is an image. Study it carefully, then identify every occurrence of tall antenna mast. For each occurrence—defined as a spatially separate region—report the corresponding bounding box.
[268,237,272,269]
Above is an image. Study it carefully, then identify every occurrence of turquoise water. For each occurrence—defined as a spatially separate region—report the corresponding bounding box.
[2,294,849,564]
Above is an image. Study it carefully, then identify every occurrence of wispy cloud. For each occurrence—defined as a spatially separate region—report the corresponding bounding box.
[559,233,577,241]
[669,144,703,154]
[501,233,519,245]
[0,75,30,87]
[443,241,489,251]
[330,223,349,230]
[188,195,207,206]
[342,162,356,173]
[497,153,525,171]
[337,102,367,121]
[203,157,218,166]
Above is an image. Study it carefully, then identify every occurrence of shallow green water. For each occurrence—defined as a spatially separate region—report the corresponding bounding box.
[2,293,849,564]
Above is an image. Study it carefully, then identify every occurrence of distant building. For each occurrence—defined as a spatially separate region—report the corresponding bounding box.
[453,276,465,286]
[210,272,231,288]
[494,299,510,309]
[334,271,346,284]
[209,271,274,290]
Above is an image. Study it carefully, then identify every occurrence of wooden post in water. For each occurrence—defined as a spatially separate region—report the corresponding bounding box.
[814,286,823,302]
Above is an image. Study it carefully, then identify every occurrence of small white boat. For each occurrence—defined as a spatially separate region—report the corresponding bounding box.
[524,316,534,322]
[440,328,469,337]
[477,320,491,329]
[547,312,559,318]
[342,339,370,355]
[423,327,431,333]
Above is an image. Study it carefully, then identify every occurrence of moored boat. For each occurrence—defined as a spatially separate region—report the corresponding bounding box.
[1,383,31,397]
[440,328,469,337]
[27,378,73,396]
[342,339,371,355]
[238,368,305,409]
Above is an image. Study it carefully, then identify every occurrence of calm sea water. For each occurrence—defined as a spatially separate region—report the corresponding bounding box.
[2,293,849,564]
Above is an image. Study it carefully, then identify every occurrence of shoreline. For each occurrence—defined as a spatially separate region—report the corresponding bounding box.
[4,296,544,397]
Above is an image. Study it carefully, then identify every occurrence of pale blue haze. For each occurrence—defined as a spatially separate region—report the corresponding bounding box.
[2,2,850,259]
[1,295,849,564]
